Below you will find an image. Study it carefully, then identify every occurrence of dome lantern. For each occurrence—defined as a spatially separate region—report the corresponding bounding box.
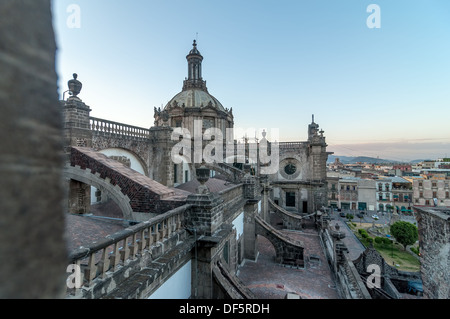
[183,40,208,92]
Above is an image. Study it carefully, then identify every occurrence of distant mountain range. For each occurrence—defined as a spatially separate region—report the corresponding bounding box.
[327,155,426,164]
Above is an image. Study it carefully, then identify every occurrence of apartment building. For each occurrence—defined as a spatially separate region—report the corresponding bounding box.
[326,176,376,212]
[375,178,393,213]
[391,176,414,214]
[412,176,450,207]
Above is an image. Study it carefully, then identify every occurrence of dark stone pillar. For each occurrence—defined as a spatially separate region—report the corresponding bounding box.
[149,126,174,187]
[243,202,258,261]
[61,93,92,150]
[68,180,91,215]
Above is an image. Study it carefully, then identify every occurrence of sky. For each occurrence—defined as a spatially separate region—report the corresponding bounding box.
[51,0,450,162]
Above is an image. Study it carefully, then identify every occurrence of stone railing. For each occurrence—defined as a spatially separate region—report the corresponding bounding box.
[213,259,255,299]
[90,117,150,139]
[278,141,306,149]
[66,204,190,295]
[341,258,372,299]
[268,198,316,230]
[269,198,315,220]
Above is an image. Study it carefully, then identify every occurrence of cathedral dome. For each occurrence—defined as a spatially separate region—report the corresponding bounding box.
[154,40,233,129]
[165,88,226,112]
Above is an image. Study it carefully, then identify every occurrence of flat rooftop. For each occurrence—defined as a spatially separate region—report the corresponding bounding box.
[238,217,340,299]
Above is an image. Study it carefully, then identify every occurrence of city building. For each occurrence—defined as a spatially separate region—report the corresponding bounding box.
[339,177,358,210]
[375,178,393,213]
[390,176,414,214]
[412,176,450,208]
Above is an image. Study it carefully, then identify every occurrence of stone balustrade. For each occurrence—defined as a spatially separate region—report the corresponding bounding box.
[268,198,316,230]
[278,142,306,149]
[66,204,189,295]
[90,117,150,139]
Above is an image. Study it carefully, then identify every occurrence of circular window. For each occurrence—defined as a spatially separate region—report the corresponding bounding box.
[284,164,297,175]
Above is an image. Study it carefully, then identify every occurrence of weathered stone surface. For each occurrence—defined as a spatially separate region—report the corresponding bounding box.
[0,0,67,298]
[415,207,450,299]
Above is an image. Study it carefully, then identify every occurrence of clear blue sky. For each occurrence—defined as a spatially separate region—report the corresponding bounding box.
[52,0,450,162]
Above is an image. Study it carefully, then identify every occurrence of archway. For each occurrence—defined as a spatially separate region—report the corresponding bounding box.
[64,165,134,221]
[91,148,148,204]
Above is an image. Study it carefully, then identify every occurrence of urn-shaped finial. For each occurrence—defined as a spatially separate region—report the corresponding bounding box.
[68,73,82,97]
[196,163,210,185]
[195,161,210,194]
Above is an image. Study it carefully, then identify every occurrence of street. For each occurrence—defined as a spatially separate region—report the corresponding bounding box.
[331,209,417,227]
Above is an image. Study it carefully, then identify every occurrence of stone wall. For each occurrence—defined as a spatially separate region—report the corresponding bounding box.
[415,207,450,299]
[91,133,149,174]
[0,0,67,298]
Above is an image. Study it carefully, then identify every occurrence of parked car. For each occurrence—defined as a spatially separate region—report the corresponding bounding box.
[357,212,364,219]
[407,281,423,296]
[372,214,379,220]
[339,212,346,217]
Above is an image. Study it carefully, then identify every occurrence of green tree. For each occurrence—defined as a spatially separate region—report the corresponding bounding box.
[390,221,418,250]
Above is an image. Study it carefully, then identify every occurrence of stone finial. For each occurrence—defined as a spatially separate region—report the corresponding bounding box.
[68,73,82,97]
[195,162,210,194]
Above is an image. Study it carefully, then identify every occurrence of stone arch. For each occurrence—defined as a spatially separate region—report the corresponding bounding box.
[98,147,148,176]
[254,215,304,265]
[91,134,150,176]
[64,165,134,221]
[90,148,148,205]
[255,217,285,262]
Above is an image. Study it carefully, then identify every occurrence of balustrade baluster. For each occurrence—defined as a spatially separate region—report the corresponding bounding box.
[161,220,166,239]
[99,248,111,279]
[85,253,97,286]
[111,242,121,271]
[167,218,171,236]
[123,237,131,261]
[171,216,176,233]
[148,225,154,247]
[130,233,138,259]
[155,223,161,242]
[138,228,147,254]
[176,214,182,231]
